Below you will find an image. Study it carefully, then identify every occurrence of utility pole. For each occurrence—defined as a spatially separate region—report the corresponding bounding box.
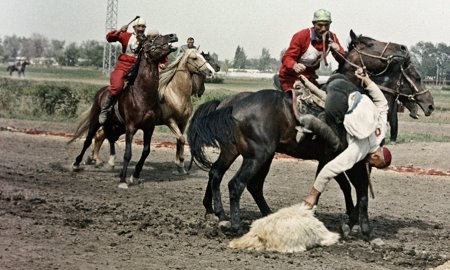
[102,0,118,75]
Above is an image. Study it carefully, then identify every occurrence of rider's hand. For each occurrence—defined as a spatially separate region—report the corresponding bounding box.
[118,25,128,32]
[355,68,372,86]
[329,41,340,51]
[293,63,306,73]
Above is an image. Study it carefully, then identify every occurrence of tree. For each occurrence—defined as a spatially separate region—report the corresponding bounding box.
[79,40,104,68]
[233,45,247,69]
[258,48,271,72]
[63,42,80,66]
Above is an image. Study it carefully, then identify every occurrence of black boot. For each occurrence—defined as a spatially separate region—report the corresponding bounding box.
[99,92,115,125]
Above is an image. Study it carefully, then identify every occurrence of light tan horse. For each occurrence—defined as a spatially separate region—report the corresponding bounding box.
[87,48,215,175]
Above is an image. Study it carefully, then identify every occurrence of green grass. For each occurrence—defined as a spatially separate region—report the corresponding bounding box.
[2,65,450,142]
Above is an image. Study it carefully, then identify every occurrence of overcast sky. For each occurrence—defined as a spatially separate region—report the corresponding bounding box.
[1,0,449,60]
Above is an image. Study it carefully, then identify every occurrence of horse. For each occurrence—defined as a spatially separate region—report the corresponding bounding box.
[84,49,217,173]
[186,30,428,239]
[191,51,221,97]
[69,32,178,188]
[333,45,434,145]
[7,61,30,77]
[381,63,434,144]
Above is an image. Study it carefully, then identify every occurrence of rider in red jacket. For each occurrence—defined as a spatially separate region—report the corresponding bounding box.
[99,18,167,125]
[279,9,346,91]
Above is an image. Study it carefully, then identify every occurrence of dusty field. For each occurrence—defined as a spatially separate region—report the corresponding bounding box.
[0,118,449,270]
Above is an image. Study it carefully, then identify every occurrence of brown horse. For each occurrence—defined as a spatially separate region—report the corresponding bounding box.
[85,50,219,170]
[186,30,421,239]
[69,33,178,188]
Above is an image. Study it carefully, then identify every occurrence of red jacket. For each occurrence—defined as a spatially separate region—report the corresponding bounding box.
[279,27,345,90]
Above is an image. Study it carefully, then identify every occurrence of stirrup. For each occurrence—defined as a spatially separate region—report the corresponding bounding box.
[295,126,313,143]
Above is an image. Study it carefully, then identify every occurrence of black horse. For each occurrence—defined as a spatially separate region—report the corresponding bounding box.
[7,61,30,77]
[187,30,433,239]
[381,63,433,144]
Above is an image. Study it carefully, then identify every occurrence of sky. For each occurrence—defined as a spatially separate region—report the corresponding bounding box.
[1,0,449,61]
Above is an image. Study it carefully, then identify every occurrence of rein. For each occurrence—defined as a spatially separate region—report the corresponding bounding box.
[377,63,430,101]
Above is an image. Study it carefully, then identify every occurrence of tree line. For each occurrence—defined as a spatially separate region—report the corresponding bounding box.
[1,33,449,82]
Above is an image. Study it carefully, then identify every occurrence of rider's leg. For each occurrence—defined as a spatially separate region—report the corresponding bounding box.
[99,66,125,125]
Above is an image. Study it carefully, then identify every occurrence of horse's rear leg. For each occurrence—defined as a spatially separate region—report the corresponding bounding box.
[166,120,187,175]
[334,173,356,237]
[174,135,187,175]
[87,129,106,165]
[72,124,100,170]
[205,150,237,222]
[246,155,274,216]
[347,162,372,239]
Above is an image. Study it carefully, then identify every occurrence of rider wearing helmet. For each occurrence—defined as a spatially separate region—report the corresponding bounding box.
[278,9,346,90]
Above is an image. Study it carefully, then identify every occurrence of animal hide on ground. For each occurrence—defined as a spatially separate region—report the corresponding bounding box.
[229,203,340,253]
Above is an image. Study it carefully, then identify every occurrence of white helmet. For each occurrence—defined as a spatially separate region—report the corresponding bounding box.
[147,28,160,36]
[133,18,146,27]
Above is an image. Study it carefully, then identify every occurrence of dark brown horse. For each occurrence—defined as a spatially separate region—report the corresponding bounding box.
[381,63,433,144]
[187,30,423,239]
[69,33,178,188]
[84,49,219,171]
[7,60,30,77]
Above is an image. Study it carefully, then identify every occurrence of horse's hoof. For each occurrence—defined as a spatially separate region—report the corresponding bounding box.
[172,169,188,176]
[340,223,351,238]
[218,220,231,230]
[71,164,83,172]
[85,156,94,165]
[118,183,129,189]
[127,176,142,186]
[390,141,397,145]
[205,213,220,222]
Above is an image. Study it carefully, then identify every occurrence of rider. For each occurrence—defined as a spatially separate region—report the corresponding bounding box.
[99,18,167,125]
[176,37,196,58]
[278,9,346,90]
[301,68,392,209]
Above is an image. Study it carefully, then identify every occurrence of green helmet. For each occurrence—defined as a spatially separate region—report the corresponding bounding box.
[312,9,332,22]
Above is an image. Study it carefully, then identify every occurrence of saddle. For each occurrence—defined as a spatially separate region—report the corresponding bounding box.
[291,79,326,122]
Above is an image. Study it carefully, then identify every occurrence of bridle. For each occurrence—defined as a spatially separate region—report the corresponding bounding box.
[377,63,430,101]
[142,35,171,60]
[334,41,430,100]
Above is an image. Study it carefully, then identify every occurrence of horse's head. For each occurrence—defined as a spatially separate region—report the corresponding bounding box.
[343,30,409,84]
[201,51,221,72]
[184,49,215,76]
[142,33,178,62]
[397,62,434,117]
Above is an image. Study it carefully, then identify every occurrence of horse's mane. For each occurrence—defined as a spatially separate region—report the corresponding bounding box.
[158,48,196,99]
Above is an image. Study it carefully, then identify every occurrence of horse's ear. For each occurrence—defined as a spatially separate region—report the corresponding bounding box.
[350,30,357,40]
[349,30,360,45]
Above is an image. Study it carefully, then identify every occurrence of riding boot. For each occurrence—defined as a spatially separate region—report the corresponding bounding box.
[99,92,115,125]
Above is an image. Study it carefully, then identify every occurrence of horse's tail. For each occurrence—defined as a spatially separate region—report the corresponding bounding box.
[67,106,93,144]
[187,99,235,169]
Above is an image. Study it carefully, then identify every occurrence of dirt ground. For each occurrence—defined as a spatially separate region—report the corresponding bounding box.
[0,118,449,270]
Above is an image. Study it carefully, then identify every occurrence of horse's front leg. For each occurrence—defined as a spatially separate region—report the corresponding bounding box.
[118,128,136,188]
[166,119,187,175]
[130,125,155,184]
